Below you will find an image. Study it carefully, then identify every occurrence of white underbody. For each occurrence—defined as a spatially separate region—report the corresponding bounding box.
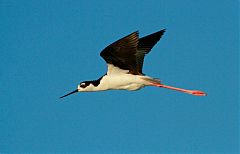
[99,73,149,91]
[78,64,160,92]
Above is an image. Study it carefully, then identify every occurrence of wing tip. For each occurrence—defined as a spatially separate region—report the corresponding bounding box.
[159,28,167,35]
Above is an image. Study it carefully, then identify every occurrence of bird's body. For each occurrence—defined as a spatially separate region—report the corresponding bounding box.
[81,73,145,92]
[60,29,206,98]
[79,64,159,92]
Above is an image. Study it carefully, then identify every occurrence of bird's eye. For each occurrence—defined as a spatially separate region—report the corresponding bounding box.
[80,83,87,88]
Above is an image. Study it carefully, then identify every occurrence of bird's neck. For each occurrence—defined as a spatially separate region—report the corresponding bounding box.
[84,75,108,92]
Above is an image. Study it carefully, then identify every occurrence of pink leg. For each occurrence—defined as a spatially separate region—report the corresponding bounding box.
[151,83,207,96]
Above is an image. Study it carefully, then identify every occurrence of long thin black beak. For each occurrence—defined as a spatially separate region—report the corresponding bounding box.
[60,89,78,99]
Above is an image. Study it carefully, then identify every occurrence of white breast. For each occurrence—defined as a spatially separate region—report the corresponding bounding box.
[98,73,145,91]
[88,64,155,91]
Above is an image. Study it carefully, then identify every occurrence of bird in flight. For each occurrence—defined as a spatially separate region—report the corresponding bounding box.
[60,29,206,98]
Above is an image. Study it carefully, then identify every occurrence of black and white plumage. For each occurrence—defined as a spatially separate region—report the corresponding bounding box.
[60,29,206,98]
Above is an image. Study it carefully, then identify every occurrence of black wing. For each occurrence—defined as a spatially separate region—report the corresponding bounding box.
[136,29,166,74]
[100,31,139,74]
[100,29,166,75]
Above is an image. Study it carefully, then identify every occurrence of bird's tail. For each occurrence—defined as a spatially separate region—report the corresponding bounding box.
[141,76,161,85]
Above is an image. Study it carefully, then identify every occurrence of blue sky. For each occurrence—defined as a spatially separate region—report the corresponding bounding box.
[0,0,239,153]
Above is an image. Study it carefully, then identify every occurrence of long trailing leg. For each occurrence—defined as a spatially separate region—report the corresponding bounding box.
[150,83,206,96]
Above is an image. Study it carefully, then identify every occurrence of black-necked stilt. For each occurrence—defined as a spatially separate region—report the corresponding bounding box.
[60,29,206,98]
